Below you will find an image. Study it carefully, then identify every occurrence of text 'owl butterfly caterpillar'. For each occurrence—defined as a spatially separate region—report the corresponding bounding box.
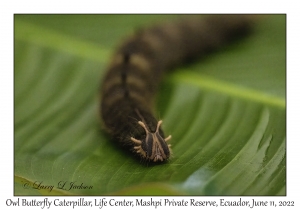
[100,15,256,163]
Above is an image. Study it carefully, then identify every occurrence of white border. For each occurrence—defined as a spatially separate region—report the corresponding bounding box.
[2,0,299,209]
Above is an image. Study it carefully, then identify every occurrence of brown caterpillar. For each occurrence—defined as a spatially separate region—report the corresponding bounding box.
[100,15,256,163]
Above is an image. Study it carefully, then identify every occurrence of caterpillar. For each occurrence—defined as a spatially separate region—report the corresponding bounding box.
[100,15,256,163]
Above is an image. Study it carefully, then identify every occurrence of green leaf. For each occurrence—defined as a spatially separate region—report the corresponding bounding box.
[14,15,286,195]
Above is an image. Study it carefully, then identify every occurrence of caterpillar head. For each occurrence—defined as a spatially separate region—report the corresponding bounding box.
[131,120,171,162]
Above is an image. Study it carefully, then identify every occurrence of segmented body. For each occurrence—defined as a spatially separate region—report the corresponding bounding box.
[100,15,255,162]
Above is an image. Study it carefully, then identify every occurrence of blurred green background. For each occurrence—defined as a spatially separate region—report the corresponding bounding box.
[14,14,285,195]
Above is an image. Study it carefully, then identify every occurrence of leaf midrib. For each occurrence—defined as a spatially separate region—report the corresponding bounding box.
[15,20,285,111]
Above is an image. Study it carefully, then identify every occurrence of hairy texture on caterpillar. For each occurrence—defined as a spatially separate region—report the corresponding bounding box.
[100,15,256,163]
